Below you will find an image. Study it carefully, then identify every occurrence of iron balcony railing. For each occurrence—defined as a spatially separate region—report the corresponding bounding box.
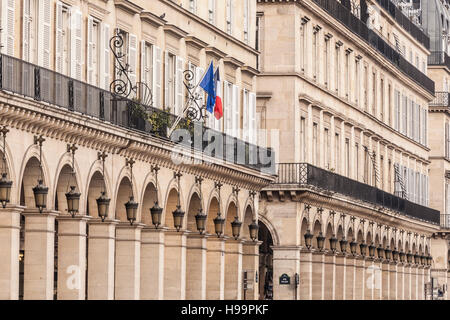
[441,214,450,229]
[275,163,440,225]
[312,0,435,95]
[429,92,450,107]
[428,51,450,69]
[374,0,430,49]
[0,53,275,174]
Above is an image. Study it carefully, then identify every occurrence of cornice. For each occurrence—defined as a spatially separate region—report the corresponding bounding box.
[205,46,227,60]
[114,0,143,15]
[0,92,273,190]
[223,56,245,69]
[185,35,209,50]
[140,11,167,28]
[164,24,189,39]
[241,65,260,77]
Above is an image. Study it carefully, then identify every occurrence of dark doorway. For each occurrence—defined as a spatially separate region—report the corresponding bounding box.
[258,221,273,300]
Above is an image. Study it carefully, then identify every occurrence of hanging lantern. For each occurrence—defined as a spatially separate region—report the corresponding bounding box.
[0,173,12,208]
[172,205,185,232]
[377,245,384,259]
[213,214,225,237]
[427,255,432,266]
[231,216,242,240]
[414,253,420,264]
[420,255,425,265]
[368,244,376,257]
[350,240,358,255]
[339,238,348,253]
[65,186,81,218]
[96,191,110,222]
[304,230,313,250]
[385,247,392,260]
[33,179,48,213]
[407,251,413,263]
[329,236,338,253]
[125,196,138,225]
[399,250,406,263]
[150,202,163,229]
[316,233,325,251]
[392,249,399,262]
[195,209,207,234]
[248,220,259,242]
[360,242,368,257]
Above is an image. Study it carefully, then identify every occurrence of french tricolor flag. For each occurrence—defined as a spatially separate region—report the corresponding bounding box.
[213,68,223,120]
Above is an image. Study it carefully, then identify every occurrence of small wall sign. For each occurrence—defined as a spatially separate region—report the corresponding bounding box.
[279,273,291,285]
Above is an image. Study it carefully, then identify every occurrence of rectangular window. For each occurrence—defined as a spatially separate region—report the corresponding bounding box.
[446,122,450,159]
[345,52,350,99]
[372,70,376,115]
[189,0,196,14]
[300,22,307,73]
[364,148,369,184]
[313,30,318,81]
[345,138,350,176]
[300,117,306,162]
[380,156,384,189]
[355,143,359,181]
[388,160,392,193]
[226,0,232,35]
[324,37,330,88]
[388,84,392,126]
[141,41,154,93]
[164,52,176,111]
[355,58,360,105]
[208,0,215,24]
[364,65,368,110]
[312,123,318,166]
[335,45,340,93]
[324,128,330,169]
[55,2,72,75]
[243,0,249,43]
[335,133,340,173]
[380,78,384,121]
[87,17,101,86]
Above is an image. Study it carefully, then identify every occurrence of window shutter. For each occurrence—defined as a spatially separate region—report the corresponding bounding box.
[128,34,137,93]
[446,123,449,158]
[101,23,110,90]
[250,92,256,145]
[243,90,249,142]
[232,84,239,138]
[87,16,94,84]
[55,1,63,72]
[70,8,82,79]
[153,46,162,108]
[195,66,205,122]
[175,56,184,116]
[224,81,231,133]
[164,51,169,109]
[1,0,15,55]
[141,40,146,84]
[38,0,51,68]
[23,0,31,61]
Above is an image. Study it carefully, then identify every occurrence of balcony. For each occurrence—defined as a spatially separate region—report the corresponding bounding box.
[441,214,450,229]
[274,163,440,225]
[312,0,435,95]
[0,53,275,173]
[428,51,450,70]
[430,92,450,107]
[374,0,430,49]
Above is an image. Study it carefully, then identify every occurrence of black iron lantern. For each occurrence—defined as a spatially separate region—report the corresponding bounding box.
[350,239,358,255]
[316,232,325,251]
[231,216,242,240]
[385,247,392,260]
[420,255,425,265]
[195,209,207,234]
[213,214,225,237]
[377,245,384,259]
[414,253,420,264]
[33,179,48,213]
[249,220,259,242]
[96,191,110,222]
[0,173,12,208]
[65,186,81,218]
[172,205,185,232]
[427,255,432,266]
[150,202,163,229]
[125,196,138,225]
[339,238,348,253]
[360,242,368,257]
[330,236,338,253]
[304,230,313,250]
[399,251,406,263]
[407,251,413,263]
[368,244,376,257]
[392,249,399,262]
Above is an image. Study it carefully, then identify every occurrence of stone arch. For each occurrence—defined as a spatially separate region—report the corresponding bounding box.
[162,177,185,229]
[258,219,274,300]
[86,170,108,219]
[225,200,239,238]
[374,234,380,247]
[205,188,221,216]
[356,229,364,255]
[412,242,417,254]
[241,204,255,240]
[54,163,82,215]
[347,227,354,242]
[405,240,410,253]
[112,166,139,221]
[19,146,51,209]
[206,195,220,235]
[186,191,202,232]
[115,176,136,222]
[390,238,395,250]
[312,219,322,249]
[325,212,336,236]
[300,217,309,247]
[325,222,333,250]
[366,231,373,245]
[224,192,240,221]
[0,137,17,203]
[419,243,423,255]
[258,214,280,247]
[397,239,403,252]
[382,236,387,248]
[337,224,344,240]
[140,181,158,226]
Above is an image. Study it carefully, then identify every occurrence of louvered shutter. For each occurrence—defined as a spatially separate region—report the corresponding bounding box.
[446,123,449,158]
[164,51,169,109]
[250,92,256,145]
[224,81,231,133]
[38,0,51,68]
[153,46,162,108]
[175,56,184,115]
[55,1,63,72]
[1,0,15,55]
[232,84,239,138]
[70,8,82,79]
[23,0,31,61]
[195,66,205,123]
[87,16,94,84]
[101,23,110,90]
[141,40,147,84]
[128,33,137,97]
[243,90,249,142]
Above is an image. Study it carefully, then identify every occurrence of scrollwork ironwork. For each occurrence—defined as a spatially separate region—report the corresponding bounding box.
[183,70,207,122]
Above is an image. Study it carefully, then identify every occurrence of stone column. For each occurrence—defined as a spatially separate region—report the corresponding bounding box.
[388,262,397,299]
[114,222,143,300]
[164,230,187,300]
[334,254,346,300]
[311,251,325,300]
[411,264,417,299]
[56,214,90,300]
[242,240,261,300]
[299,249,312,300]
[205,236,225,300]
[404,264,411,300]
[185,233,207,300]
[224,238,243,300]
[23,209,58,300]
[397,263,404,300]
[140,227,166,300]
[345,255,355,300]
[0,205,23,300]
[354,256,365,300]
[364,258,376,300]
[417,266,424,300]
[323,252,336,300]
[381,260,390,299]
[374,259,383,300]
[87,219,118,300]
[272,246,299,300]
